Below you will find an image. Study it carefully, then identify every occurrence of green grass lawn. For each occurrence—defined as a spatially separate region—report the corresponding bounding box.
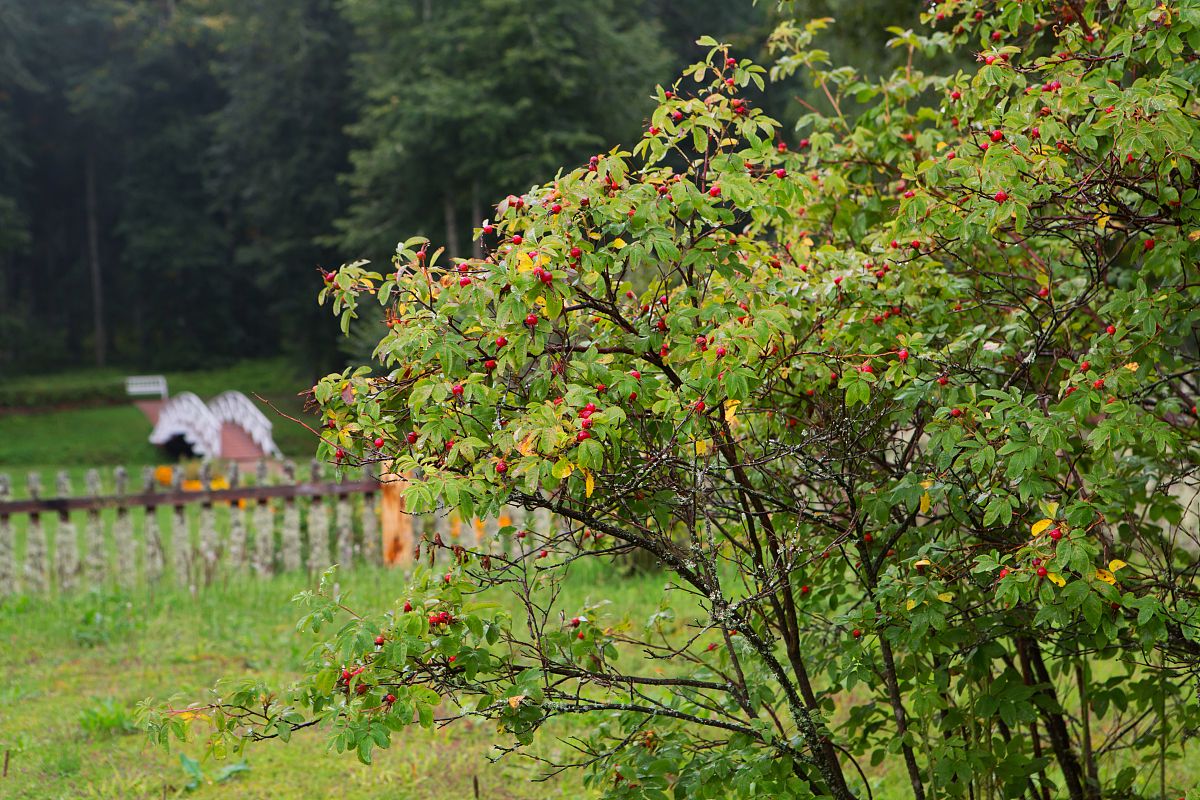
[0,359,322,470]
[0,565,643,800]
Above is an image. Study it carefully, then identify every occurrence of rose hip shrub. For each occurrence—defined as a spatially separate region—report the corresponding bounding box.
[147,2,1200,798]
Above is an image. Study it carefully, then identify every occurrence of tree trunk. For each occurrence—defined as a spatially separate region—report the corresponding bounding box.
[85,149,106,367]
[443,190,460,259]
[471,180,484,259]
[1020,639,1093,800]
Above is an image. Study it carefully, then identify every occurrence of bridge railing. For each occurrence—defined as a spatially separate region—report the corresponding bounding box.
[0,460,548,597]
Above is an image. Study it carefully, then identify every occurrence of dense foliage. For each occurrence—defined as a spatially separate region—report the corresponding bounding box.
[149,0,1200,798]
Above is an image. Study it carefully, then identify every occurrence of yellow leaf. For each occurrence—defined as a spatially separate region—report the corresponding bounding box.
[1095,214,1111,231]
[937,592,954,602]
[1109,559,1128,572]
[508,695,525,709]
[1095,569,1116,585]
[695,439,710,456]
[905,599,918,611]
[1123,362,1139,371]
[1046,572,1066,588]
[724,400,741,423]
[919,492,931,514]
[913,559,931,569]
[588,231,602,240]
[516,253,534,272]
[1188,229,1200,242]
[1044,501,1059,518]
[517,433,539,457]
[1031,518,1053,537]
[935,141,948,151]
[551,459,574,479]
[535,296,547,308]
[920,479,933,489]
[584,469,595,498]
[611,237,627,250]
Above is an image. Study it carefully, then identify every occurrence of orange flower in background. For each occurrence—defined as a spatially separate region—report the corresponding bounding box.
[182,479,203,492]
[154,465,174,486]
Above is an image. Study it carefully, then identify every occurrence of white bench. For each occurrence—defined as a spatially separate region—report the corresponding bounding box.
[125,375,169,399]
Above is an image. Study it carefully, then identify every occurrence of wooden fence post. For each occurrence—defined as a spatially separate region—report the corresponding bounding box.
[379,468,412,566]
[227,463,246,571]
[280,461,301,572]
[0,474,13,595]
[84,468,105,587]
[113,466,134,586]
[24,473,47,594]
[56,471,80,592]
[308,460,330,573]
[142,466,164,583]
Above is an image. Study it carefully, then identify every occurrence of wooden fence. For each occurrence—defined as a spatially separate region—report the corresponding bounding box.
[0,461,555,597]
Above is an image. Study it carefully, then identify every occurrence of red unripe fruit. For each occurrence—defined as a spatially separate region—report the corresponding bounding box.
[1038,286,1049,298]
[833,276,843,285]
[577,631,586,639]
[800,585,810,595]
[448,655,456,662]
[985,56,996,65]
[459,276,471,287]
[898,349,909,361]
[903,190,915,199]
[511,235,523,245]
[335,448,345,461]
[716,346,727,357]
[937,376,948,386]
[538,549,548,558]
[950,90,961,100]
[707,643,718,651]
[583,402,596,413]
[1031,126,1040,139]
[625,290,635,299]
[1065,386,1077,397]
[999,568,1009,579]
[709,186,721,197]
[774,168,787,179]
[525,313,539,326]
[1105,324,1116,335]
[451,384,464,397]
[482,224,495,235]
[444,573,452,583]
[342,669,353,682]
[581,418,593,429]
[570,617,581,627]
[725,57,736,67]
[950,408,962,418]
[852,629,862,639]
[516,529,527,539]
[385,694,396,704]
[374,437,385,449]
[890,240,899,249]
[570,246,582,259]
[864,533,873,543]
[1079,361,1090,371]
[495,460,508,474]
[576,431,591,442]
[356,684,368,695]
[375,635,385,645]
[672,111,683,122]
[406,431,418,444]
[910,240,921,249]
[628,391,638,401]
[990,129,1004,142]
[994,190,1008,203]
[725,77,735,87]
[663,90,673,99]
[403,601,413,612]
[695,400,706,412]
[496,335,507,347]
[1144,238,1155,251]
[1093,379,1105,389]
[629,369,641,380]
[1037,566,1048,577]
[991,30,1002,41]
[551,203,562,214]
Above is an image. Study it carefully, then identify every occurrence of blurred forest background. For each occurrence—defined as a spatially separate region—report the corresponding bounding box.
[0,0,921,379]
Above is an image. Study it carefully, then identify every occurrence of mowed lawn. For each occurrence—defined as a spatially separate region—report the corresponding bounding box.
[0,359,322,471]
[0,567,633,800]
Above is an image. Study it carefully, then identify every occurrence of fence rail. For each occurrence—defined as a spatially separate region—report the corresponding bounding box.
[0,461,551,597]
